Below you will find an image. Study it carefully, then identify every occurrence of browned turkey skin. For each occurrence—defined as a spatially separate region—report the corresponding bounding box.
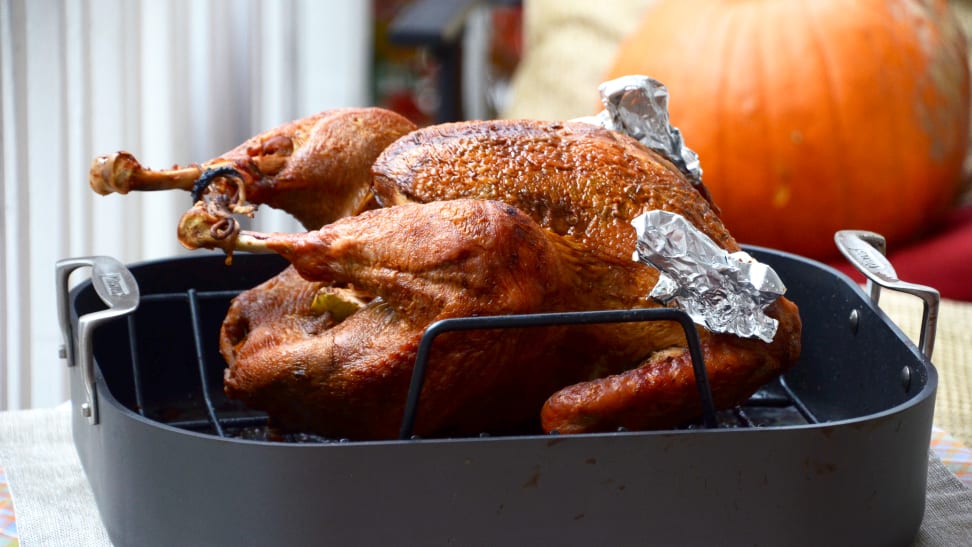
[91,109,802,439]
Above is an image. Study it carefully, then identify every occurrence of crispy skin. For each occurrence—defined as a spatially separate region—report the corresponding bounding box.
[373,119,732,261]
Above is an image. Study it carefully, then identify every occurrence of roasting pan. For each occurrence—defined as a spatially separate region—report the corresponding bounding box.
[57,230,939,547]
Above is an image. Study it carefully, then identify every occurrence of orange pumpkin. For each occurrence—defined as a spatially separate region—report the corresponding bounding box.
[605,0,970,259]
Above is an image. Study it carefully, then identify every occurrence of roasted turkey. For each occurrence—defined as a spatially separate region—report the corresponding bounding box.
[91,109,803,440]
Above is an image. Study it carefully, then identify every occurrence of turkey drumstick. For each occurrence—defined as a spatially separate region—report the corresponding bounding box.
[90,107,416,230]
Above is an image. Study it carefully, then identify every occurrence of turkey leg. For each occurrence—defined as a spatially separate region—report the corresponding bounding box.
[90,107,417,230]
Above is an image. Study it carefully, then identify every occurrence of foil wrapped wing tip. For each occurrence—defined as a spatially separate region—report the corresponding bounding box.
[577,74,703,188]
[631,210,785,343]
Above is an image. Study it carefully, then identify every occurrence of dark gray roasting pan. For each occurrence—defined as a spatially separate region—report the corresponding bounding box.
[57,230,939,546]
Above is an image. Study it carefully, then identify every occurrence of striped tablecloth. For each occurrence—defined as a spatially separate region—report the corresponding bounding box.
[0,465,15,546]
[932,426,972,490]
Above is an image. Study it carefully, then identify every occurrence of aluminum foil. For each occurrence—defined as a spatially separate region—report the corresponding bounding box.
[631,210,785,343]
[575,74,703,189]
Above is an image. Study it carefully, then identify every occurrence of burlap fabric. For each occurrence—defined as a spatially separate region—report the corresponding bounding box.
[879,291,972,449]
[0,406,111,546]
[503,0,657,120]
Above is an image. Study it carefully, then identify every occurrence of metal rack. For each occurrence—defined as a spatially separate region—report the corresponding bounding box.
[109,285,818,443]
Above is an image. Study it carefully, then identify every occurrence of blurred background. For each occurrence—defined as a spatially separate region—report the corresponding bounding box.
[2,0,970,411]
[0,0,523,411]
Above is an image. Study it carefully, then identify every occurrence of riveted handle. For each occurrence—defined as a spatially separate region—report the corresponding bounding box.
[834,230,939,359]
[56,256,140,424]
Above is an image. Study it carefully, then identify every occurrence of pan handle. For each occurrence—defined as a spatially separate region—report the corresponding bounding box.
[56,256,140,425]
[834,230,939,359]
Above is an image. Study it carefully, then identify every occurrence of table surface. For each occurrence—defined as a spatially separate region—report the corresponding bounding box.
[1,405,972,546]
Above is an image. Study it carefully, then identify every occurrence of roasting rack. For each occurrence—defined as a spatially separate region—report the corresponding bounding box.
[59,257,820,443]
